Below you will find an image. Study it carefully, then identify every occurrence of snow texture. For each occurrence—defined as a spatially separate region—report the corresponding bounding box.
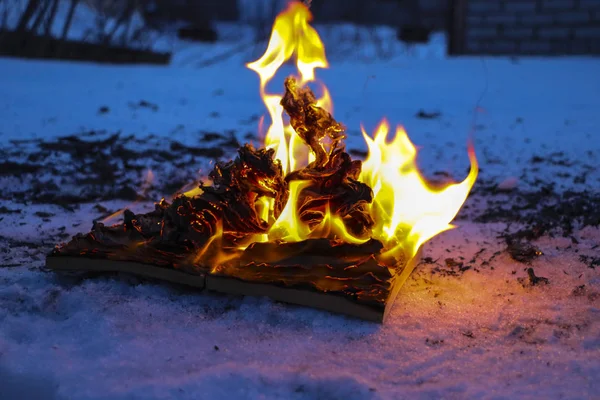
[1,28,600,400]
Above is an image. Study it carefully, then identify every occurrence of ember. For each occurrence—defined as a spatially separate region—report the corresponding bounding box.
[46,1,478,322]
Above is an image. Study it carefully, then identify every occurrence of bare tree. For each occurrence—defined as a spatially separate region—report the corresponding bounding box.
[84,0,155,47]
[103,0,136,44]
[15,0,41,32]
[61,0,81,40]
[25,0,52,33]
[0,0,8,29]
[42,0,59,36]
[119,0,137,45]
[252,0,281,43]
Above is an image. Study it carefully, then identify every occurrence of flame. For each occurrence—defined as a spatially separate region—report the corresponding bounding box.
[310,203,368,245]
[359,120,478,258]
[268,180,311,242]
[193,220,241,272]
[243,1,478,262]
[246,1,328,176]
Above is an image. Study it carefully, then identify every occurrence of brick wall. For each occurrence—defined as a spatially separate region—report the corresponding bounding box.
[309,0,450,29]
[451,0,600,55]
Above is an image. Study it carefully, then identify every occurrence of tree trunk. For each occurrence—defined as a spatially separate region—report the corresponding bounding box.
[61,0,81,40]
[16,0,42,32]
[43,0,59,37]
[120,11,134,46]
[0,0,6,28]
[105,0,135,44]
[33,0,57,57]
[120,0,140,46]
[0,0,8,45]
[30,0,51,34]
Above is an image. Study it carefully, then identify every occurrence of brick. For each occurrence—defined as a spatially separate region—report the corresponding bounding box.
[538,27,571,38]
[541,0,577,10]
[575,27,600,38]
[468,1,502,13]
[589,39,600,53]
[487,13,519,24]
[486,40,519,53]
[567,39,591,54]
[504,1,537,12]
[467,26,499,38]
[519,13,555,25]
[519,40,553,53]
[501,27,535,38]
[467,40,485,53]
[466,39,518,54]
[550,40,570,54]
[547,39,590,54]
[576,0,600,9]
[554,11,592,24]
[466,15,485,25]
[420,0,444,9]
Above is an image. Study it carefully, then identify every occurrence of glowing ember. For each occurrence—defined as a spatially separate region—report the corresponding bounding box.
[245,1,478,260]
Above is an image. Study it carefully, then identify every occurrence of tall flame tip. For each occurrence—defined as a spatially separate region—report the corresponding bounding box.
[241,2,477,262]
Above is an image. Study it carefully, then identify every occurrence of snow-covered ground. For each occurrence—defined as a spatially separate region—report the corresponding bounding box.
[1,35,600,399]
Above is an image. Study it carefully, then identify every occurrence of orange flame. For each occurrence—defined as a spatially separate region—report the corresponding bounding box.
[244,1,477,261]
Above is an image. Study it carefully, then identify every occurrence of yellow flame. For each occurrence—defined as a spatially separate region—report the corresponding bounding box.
[194,222,223,268]
[310,203,368,245]
[192,221,241,271]
[359,120,478,258]
[182,186,203,198]
[268,180,311,242]
[243,1,478,263]
[246,1,328,175]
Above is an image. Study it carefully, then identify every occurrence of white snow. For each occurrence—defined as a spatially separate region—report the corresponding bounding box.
[1,53,598,188]
[1,27,600,399]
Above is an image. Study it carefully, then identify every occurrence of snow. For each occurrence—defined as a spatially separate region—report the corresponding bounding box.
[1,29,600,399]
[1,53,598,188]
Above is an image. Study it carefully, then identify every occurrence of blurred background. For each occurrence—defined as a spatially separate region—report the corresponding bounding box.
[0,0,452,66]
[2,0,598,67]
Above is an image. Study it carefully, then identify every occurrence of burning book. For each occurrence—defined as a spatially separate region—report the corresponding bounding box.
[46,2,478,322]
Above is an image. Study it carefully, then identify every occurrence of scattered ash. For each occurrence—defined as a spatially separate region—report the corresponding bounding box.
[415,110,442,120]
[472,181,600,239]
[0,206,21,214]
[418,256,473,277]
[0,235,52,268]
[469,181,600,264]
[578,255,600,270]
[469,150,599,232]
[506,315,592,346]
[424,338,444,347]
[572,285,586,297]
[456,152,600,267]
[129,99,159,112]
[518,267,550,287]
[505,238,543,264]
[0,130,239,209]
[460,330,475,339]
[3,128,599,282]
